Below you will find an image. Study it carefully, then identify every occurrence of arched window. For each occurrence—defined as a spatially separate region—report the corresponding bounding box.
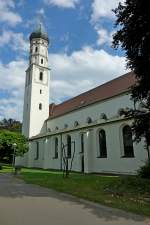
[64,124,68,129]
[86,117,92,124]
[100,113,107,120]
[41,59,43,64]
[40,89,42,94]
[67,135,71,158]
[39,72,43,81]
[35,46,38,52]
[123,125,134,157]
[74,121,79,127]
[99,129,107,158]
[54,137,58,159]
[39,103,42,110]
[35,142,39,160]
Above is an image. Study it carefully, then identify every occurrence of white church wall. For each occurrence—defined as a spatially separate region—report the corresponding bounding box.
[71,132,84,172]
[91,121,147,174]
[43,137,51,169]
[47,93,133,132]
[61,131,83,172]
[27,117,148,174]
[50,135,61,170]
[40,135,62,170]
[21,88,148,174]
[15,153,28,167]
[27,142,35,167]
[27,139,45,168]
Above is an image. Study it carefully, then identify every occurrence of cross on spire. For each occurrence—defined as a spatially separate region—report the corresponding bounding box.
[36,10,45,33]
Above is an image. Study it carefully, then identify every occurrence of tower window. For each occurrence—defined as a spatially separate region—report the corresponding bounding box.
[41,59,43,64]
[39,103,42,110]
[39,72,43,81]
[40,89,42,94]
[35,46,38,52]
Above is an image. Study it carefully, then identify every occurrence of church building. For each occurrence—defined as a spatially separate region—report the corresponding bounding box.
[16,26,148,175]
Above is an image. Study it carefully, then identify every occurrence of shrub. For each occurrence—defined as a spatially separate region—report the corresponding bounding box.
[138,160,150,179]
[0,165,2,170]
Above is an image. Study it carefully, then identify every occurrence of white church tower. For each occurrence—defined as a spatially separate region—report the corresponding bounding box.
[22,25,50,138]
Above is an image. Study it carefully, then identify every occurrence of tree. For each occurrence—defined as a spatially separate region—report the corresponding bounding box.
[0,118,22,132]
[0,130,28,163]
[113,0,150,159]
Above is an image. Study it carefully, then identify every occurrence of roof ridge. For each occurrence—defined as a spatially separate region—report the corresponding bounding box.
[50,71,132,107]
[48,71,136,119]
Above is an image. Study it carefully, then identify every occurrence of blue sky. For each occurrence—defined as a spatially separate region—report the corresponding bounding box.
[0,0,127,121]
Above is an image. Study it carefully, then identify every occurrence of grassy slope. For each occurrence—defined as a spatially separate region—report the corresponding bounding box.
[0,165,150,216]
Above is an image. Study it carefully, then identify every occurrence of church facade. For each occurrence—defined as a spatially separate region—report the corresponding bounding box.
[16,27,148,175]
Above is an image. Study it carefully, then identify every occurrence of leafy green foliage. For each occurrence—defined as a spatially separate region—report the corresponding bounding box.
[0,130,28,163]
[113,0,150,155]
[138,160,150,179]
[0,118,22,132]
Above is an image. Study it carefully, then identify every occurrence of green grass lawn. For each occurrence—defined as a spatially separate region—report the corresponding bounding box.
[0,164,13,173]
[0,165,150,216]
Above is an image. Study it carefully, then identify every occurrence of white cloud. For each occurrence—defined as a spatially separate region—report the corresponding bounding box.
[36,8,45,16]
[0,30,29,52]
[17,0,26,7]
[0,59,27,120]
[95,28,115,46]
[0,0,22,26]
[0,97,23,121]
[91,0,124,22]
[44,0,79,8]
[49,46,128,102]
[0,60,27,91]
[0,46,128,120]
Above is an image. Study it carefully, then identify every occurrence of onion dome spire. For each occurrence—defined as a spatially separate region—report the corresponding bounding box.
[29,23,49,43]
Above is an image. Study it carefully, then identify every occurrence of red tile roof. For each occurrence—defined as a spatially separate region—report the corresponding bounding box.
[48,72,136,119]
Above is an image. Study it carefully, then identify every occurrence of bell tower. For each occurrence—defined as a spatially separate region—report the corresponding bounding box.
[22,24,50,138]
